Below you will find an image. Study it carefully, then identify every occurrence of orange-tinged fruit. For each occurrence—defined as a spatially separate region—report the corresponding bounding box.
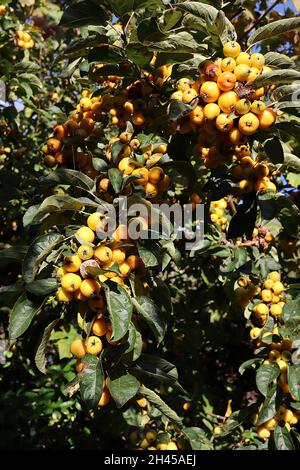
[87,212,102,231]
[217,72,236,92]
[64,254,82,273]
[92,319,109,337]
[61,273,81,292]
[80,279,100,297]
[70,339,87,358]
[94,245,113,264]
[200,81,220,103]
[56,287,73,302]
[238,112,259,135]
[258,108,276,129]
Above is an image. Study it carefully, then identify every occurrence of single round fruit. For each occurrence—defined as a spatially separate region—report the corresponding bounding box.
[250,327,261,340]
[148,166,164,184]
[87,212,102,231]
[221,57,236,72]
[200,81,220,103]
[86,336,103,355]
[217,72,236,92]
[236,99,251,115]
[255,303,269,316]
[223,41,241,58]
[238,113,259,135]
[251,100,266,114]
[177,77,191,91]
[56,287,73,302]
[251,53,265,69]
[145,182,158,198]
[132,167,148,185]
[118,157,139,175]
[248,67,260,82]
[269,271,281,282]
[218,91,238,114]
[234,64,251,81]
[264,417,278,431]
[61,273,82,292]
[189,105,205,125]
[258,108,276,129]
[270,304,283,317]
[64,254,82,273]
[203,103,220,120]
[76,226,95,244]
[112,248,126,264]
[236,52,251,66]
[92,319,109,337]
[119,261,131,277]
[215,113,234,132]
[77,244,94,260]
[94,245,113,264]
[272,281,284,295]
[182,88,198,103]
[261,289,272,302]
[126,255,143,271]
[80,279,100,297]
[70,339,87,358]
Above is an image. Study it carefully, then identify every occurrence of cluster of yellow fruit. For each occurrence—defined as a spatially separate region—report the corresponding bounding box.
[128,428,181,450]
[231,155,276,194]
[250,271,286,325]
[105,131,171,199]
[253,405,298,440]
[210,198,228,231]
[43,95,171,200]
[170,41,276,167]
[16,30,34,49]
[56,211,147,304]
[0,4,7,15]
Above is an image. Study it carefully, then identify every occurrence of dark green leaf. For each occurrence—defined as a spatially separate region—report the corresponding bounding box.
[108,168,123,194]
[256,364,280,397]
[263,136,284,164]
[35,318,60,373]
[183,427,212,450]
[9,293,44,342]
[26,278,58,296]
[248,17,300,46]
[79,354,104,409]
[108,366,140,408]
[132,296,166,344]
[105,283,132,342]
[288,364,300,401]
[23,233,63,284]
[274,425,295,450]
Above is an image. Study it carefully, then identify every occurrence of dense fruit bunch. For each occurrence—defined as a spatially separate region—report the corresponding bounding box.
[254,405,299,440]
[250,271,286,325]
[16,30,34,49]
[231,155,276,194]
[43,90,171,200]
[128,426,183,450]
[170,41,276,169]
[210,198,228,231]
[241,272,300,440]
